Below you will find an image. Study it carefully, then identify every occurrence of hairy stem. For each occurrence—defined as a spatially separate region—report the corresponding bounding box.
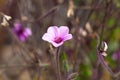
[97,51,115,77]
[56,47,61,80]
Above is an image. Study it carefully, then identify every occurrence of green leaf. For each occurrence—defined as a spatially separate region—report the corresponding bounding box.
[109,42,118,52]
[107,18,115,27]
[75,76,82,80]
[115,0,120,7]
[60,52,69,72]
[78,63,92,79]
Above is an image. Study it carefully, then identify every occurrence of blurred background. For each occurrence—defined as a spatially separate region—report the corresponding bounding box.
[0,0,120,80]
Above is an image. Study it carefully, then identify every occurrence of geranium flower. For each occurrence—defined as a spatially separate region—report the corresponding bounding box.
[12,22,32,42]
[42,26,72,47]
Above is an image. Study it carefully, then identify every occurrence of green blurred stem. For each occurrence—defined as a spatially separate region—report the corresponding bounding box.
[56,47,61,80]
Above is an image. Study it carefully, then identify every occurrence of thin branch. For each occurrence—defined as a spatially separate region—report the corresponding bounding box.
[97,51,115,77]
[35,6,59,23]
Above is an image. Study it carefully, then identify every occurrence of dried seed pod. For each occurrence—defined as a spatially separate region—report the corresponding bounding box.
[101,41,108,52]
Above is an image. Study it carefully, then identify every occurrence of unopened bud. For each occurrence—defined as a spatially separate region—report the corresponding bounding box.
[102,52,107,57]
[1,17,9,26]
[1,14,11,27]
[4,14,12,20]
[101,41,108,52]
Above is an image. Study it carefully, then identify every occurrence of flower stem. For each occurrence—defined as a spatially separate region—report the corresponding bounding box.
[56,47,61,80]
[97,51,115,77]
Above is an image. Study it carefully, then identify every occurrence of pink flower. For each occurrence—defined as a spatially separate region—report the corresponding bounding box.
[12,22,32,42]
[42,26,72,47]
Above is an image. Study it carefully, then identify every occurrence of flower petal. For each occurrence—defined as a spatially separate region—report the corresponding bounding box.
[51,41,64,47]
[63,34,72,41]
[19,35,26,42]
[42,26,72,47]
[58,26,69,37]
[14,22,21,30]
[42,33,53,43]
[47,26,59,37]
[24,28,32,36]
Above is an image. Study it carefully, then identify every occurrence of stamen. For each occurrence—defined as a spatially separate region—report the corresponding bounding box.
[54,37,63,43]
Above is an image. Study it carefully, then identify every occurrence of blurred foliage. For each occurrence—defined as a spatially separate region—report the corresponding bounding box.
[0,0,120,80]
[60,52,69,72]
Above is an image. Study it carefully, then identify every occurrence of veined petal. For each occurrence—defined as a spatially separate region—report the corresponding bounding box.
[51,41,64,47]
[47,26,59,37]
[42,33,54,43]
[58,26,69,37]
[42,26,72,47]
[63,34,72,41]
